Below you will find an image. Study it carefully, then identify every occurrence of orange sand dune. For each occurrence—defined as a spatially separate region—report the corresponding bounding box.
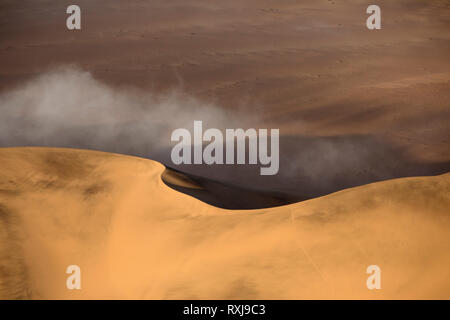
[0,147,449,299]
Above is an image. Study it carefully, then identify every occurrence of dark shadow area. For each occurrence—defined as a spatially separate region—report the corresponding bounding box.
[162,167,298,210]
[157,135,449,209]
[2,129,449,209]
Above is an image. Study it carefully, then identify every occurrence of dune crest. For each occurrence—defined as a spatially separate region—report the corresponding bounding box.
[0,147,449,299]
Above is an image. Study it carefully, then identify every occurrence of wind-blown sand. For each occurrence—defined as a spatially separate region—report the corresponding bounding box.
[1,147,448,299]
[1,0,449,205]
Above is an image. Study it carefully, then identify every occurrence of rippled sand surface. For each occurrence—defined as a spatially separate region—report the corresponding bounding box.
[0,147,448,299]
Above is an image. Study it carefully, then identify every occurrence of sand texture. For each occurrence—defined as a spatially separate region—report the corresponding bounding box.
[0,147,448,299]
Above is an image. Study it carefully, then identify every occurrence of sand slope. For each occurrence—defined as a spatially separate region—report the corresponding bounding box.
[1,0,449,208]
[0,147,449,299]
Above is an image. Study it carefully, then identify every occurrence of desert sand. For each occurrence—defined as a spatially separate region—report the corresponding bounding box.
[0,0,449,300]
[1,0,449,206]
[0,147,449,299]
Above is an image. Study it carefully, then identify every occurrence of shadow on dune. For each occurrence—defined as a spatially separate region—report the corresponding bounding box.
[2,130,449,209]
[158,135,449,209]
[162,166,296,210]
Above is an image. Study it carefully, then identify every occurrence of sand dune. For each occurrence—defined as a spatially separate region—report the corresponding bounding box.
[0,147,448,299]
[1,0,449,209]
[0,0,448,301]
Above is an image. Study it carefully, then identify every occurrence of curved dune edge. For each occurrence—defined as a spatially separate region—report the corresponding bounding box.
[161,168,203,190]
[0,147,449,299]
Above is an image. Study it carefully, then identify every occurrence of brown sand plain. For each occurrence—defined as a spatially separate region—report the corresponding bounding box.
[1,0,449,161]
[0,147,449,299]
